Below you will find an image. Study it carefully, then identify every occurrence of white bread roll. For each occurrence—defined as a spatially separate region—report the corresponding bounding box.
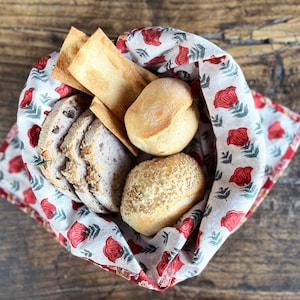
[120,153,205,236]
[124,78,199,156]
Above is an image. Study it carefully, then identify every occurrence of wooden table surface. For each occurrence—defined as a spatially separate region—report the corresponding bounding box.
[1,1,300,299]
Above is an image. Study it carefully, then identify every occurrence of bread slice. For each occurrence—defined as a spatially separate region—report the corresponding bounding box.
[80,118,135,212]
[37,94,91,201]
[89,97,139,157]
[60,109,109,213]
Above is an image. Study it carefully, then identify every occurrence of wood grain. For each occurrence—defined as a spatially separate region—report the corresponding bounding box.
[0,0,299,299]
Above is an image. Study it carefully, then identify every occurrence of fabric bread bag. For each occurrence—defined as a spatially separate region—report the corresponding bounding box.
[0,26,299,291]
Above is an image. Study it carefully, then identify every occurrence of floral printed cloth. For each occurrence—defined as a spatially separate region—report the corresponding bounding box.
[0,26,300,291]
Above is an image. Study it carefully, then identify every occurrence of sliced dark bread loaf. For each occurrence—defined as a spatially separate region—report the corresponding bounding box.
[80,118,135,212]
[60,109,109,213]
[37,94,91,201]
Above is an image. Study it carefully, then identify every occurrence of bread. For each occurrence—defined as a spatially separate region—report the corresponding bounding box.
[80,118,135,212]
[89,97,139,157]
[120,153,205,236]
[68,28,157,121]
[51,26,91,94]
[124,78,200,156]
[59,110,109,213]
[37,94,92,201]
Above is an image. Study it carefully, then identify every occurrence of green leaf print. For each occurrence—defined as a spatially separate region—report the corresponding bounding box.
[172,32,187,43]
[135,48,149,59]
[53,208,67,222]
[11,137,24,150]
[87,224,101,239]
[192,249,204,265]
[230,102,248,118]
[162,231,170,244]
[215,169,223,180]
[255,122,263,135]
[24,102,42,119]
[31,69,49,82]
[142,245,158,254]
[32,155,46,166]
[215,187,231,200]
[11,180,20,192]
[208,231,223,246]
[241,182,258,198]
[121,246,134,263]
[211,114,223,127]
[270,145,282,157]
[39,92,52,104]
[78,206,91,217]
[200,73,210,88]
[242,142,259,158]
[189,44,205,60]
[220,60,238,77]
[221,151,232,164]
[30,175,44,191]
[203,204,212,218]
[81,249,93,258]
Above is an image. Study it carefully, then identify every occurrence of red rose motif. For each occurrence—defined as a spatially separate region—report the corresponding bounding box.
[23,187,36,204]
[227,127,249,147]
[144,55,166,65]
[55,84,73,98]
[156,251,184,277]
[8,155,24,173]
[0,188,8,199]
[67,221,88,248]
[27,124,41,148]
[58,233,67,247]
[229,166,253,186]
[252,92,266,109]
[19,87,34,108]
[268,121,285,140]
[103,236,123,263]
[32,55,51,70]
[262,177,274,190]
[176,217,194,239]
[33,211,44,225]
[203,54,226,64]
[283,146,295,160]
[0,140,9,153]
[175,45,189,65]
[156,251,171,276]
[221,210,245,232]
[71,200,84,211]
[41,198,56,219]
[23,163,32,180]
[214,86,238,109]
[116,37,128,54]
[195,230,203,249]
[141,28,163,46]
[127,239,143,255]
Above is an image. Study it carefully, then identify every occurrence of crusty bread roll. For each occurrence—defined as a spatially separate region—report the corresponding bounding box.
[120,153,205,236]
[124,78,199,156]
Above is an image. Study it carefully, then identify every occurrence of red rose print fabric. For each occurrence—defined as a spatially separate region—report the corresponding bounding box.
[0,26,299,291]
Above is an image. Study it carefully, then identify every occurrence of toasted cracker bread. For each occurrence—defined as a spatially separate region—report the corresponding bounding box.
[68,28,154,121]
[51,27,91,94]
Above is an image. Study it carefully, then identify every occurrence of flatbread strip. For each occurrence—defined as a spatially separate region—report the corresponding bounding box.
[68,28,157,121]
[90,97,139,156]
[51,26,91,94]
